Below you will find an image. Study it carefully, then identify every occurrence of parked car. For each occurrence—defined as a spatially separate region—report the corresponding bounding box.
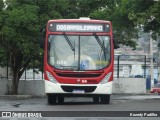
[150,83,160,94]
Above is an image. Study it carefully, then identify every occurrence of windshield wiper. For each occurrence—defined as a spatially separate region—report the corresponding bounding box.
[93,33,106,60]
[63,33,75,51]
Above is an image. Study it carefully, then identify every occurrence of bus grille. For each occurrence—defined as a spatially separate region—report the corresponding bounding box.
[56,73,101,78]
[61,86,97,93]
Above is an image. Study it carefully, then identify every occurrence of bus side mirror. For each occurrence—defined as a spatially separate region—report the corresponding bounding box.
[113,33,120,49]
[158,43,160,48]
[114,42,120,49]
[40,29,46,49]
[40,38,45,49]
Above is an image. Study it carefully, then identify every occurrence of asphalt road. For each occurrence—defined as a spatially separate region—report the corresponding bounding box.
[0,94,160,120]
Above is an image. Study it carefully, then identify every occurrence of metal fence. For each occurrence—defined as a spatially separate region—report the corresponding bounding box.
[114,55,147,78]
[0,55,44,80]
[0,54,159,80]
[114,55,159,81]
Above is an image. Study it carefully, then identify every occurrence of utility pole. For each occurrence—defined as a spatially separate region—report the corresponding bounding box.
[149,32,154,90]
[158,37,160,82]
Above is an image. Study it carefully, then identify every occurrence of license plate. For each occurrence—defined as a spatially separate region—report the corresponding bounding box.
[72,89,85,93]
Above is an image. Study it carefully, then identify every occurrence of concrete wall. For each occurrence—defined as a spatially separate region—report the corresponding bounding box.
[18,80,45,96]
[0,78,146,95]
[0,67,7,78]
[113,78,146,94]
[0,79,8,95]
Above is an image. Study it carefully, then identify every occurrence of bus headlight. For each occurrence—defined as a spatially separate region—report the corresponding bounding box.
[100,72,112,84]
[46,71,58,83]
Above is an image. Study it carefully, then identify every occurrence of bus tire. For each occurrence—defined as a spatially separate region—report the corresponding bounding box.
[100,95,110,104]
[58,96,64,104]
[48,94,57,105]
[93,96,99,103]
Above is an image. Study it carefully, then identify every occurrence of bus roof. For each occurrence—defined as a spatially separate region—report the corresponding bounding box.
[48,19,111,24]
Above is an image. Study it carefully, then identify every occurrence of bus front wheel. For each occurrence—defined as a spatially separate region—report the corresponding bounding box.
[48,94,57,105]
[100,95,110,104]
[58,96,64,104]
[93,96,99,103]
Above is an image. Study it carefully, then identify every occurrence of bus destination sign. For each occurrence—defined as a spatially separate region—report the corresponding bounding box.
[48,23,110,32]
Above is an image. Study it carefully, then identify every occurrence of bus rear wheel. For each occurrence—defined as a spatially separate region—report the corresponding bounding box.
[48,94,57,105]
[100,95,110,104]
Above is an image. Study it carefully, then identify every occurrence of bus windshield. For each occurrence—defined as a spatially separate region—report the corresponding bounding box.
[48,35,110,70]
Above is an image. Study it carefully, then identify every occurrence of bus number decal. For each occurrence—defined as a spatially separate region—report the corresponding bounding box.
[57,60,67,65]
[82,80,87,83]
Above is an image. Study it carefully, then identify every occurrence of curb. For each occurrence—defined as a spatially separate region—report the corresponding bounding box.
[112,93,153,95]
[0,95,46,99]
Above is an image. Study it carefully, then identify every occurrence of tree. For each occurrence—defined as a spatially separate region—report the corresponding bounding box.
[0,0,80,95]
[0,1,8,75]
[88,0,138,49]
[0,0,40,94]
[128,0,160,35]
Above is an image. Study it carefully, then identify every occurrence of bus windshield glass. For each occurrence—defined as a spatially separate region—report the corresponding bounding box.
[48,35,110,70]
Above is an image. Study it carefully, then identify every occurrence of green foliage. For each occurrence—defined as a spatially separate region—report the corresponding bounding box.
[0,0,4,11]
[128,0,160,35]
[1,4,40,55]
[0,49,7,67]
[90,0,138,49]
[0,0,42,94]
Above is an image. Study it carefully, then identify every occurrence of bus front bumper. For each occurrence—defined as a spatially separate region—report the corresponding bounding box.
[45,80,112,95]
